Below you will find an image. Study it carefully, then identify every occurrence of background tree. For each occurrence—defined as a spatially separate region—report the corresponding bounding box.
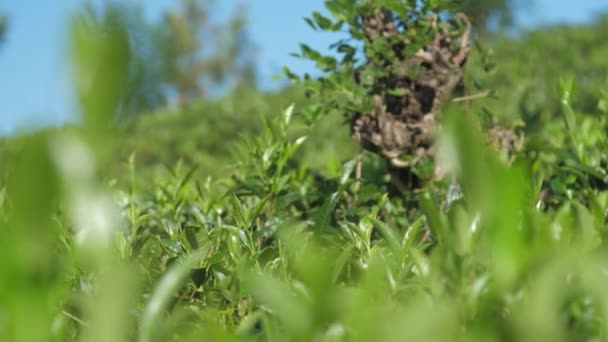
[0,14,8,46]
[114,4,167,118]
[78,2,166,119]
[77,0,257,115]
[460,0,526,35]
[158,0,257,105]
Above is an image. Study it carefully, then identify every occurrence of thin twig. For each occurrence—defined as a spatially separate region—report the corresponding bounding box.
[452,90,490,103]
[452,13,472,66]
[355,153,363,192]
[62,310,89,327]
[419,230,432,245]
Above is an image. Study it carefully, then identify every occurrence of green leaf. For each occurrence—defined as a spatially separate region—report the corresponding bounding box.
[349,27,365,40]
[244,270,311,339]
[317,56,338,71]
[329,20,344,31]
[283,66,301,81]
[332,244,354,281]
[304,17,317,30]
[369,217,401,253]
[340,159,358,185]
[419,192,447,243]
[559,77,577,107]
[284,103,295,126]
[387,88,408,96]
[184,226,200,250]
[139,248,208,342]
[598,98,607,113]
[325,0,349,21]
[299,43,323,61]
[174,165,198,197]
[312,11,333,30]
[314,192,340,232]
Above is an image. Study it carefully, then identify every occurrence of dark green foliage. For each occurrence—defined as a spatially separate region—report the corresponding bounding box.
[0,14,7,46]
[461,14,608,206]
[460,0,524,34]
[117,86,312,182]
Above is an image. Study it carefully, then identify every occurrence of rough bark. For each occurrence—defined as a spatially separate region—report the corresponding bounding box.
[351,12,472,172]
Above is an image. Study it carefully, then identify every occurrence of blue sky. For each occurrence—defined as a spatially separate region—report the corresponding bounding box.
[1,0,607,135]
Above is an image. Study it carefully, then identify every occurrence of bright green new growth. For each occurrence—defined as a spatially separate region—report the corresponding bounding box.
[0,1,608,342]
